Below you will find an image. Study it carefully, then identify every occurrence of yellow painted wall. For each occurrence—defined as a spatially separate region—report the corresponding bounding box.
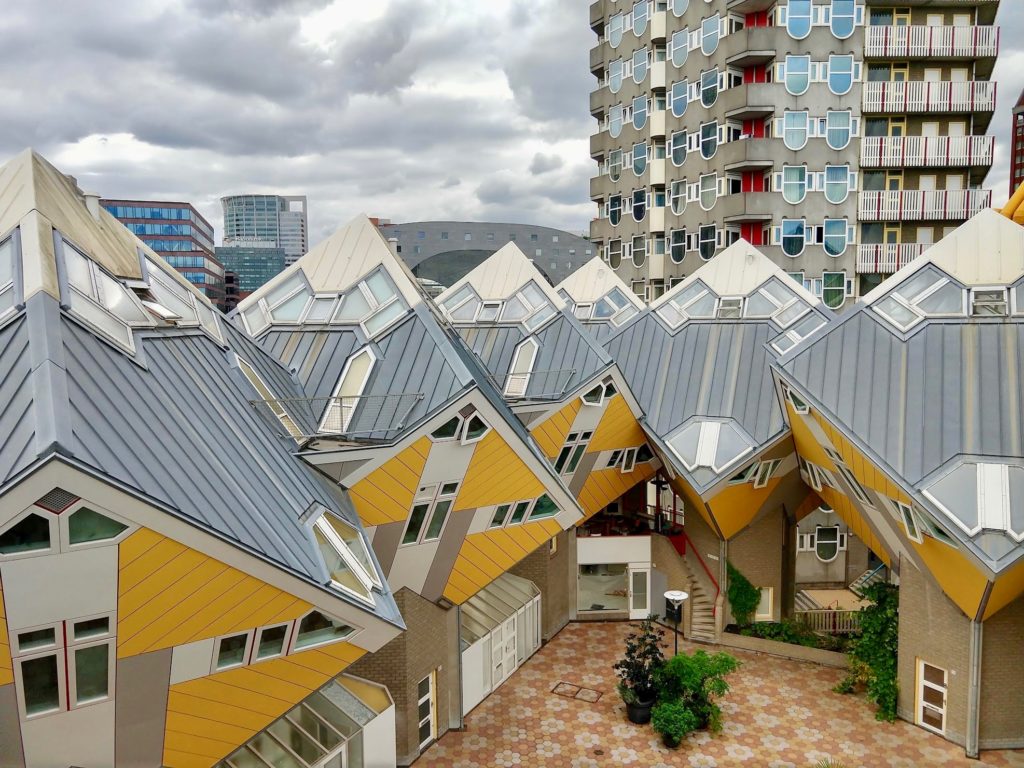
[530,399,582,459]
[811,412,910,504]
[117,528,311,658]
[578,463,656,518]
[587,395,646,453]
[454,430,545,511]
[0,577,11,686]
[910,536,989,619]
[985,558,1024,620]
[667,475,718,535]
[163,639,365,768]
[349,437,431,526]
[707,476,784,540]
[442,517,562,604]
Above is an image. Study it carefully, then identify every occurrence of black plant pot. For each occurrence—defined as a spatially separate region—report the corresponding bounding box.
[626,699,654,724]
[662,732,682,749]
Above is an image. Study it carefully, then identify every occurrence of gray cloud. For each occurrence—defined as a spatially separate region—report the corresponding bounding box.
[529,153,564,175]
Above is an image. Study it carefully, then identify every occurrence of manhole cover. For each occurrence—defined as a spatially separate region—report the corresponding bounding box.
[552,681,603,703]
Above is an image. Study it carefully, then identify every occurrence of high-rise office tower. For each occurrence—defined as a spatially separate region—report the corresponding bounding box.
[221,194,308,265]
[588,0,999,307]
[101,199,225,306]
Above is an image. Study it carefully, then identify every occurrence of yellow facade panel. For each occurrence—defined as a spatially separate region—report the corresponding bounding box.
[911,537,989,618]
[708,477,783,540]
[455,431,545,511]
[531,399,582,458]
[985,558,1024,620]
[117,529,312,659]
[812,413,910,503]
[578,464,655,517]
[587,395,646,453]
[349,436,431,526]
[817,486,891,568]
[0,578,11,686]
[164,642,364,767]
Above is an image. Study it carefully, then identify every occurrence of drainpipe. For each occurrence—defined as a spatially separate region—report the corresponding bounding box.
[455,604,465,731]
[965,619,983,758]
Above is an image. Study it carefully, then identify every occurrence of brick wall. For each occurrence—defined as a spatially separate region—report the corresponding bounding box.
[980,592,1024,748]
[510,529,573,640]
[897,559,970,747]
[728,508,785,623]
[347,588,455,766]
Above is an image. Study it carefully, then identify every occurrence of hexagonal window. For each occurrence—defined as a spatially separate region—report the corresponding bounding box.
[68,508,128,545]
[0,513,51,555]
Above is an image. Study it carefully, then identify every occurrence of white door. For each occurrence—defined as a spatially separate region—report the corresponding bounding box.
[628,565,651,620]
[491,625,505,684]
[919,175,937,192]
[953,14,971,28]
[945,174,963,191]
[502,616,517,681]
[922,122,940,138]
[948,121,966,137]
[917,660,947,735]
[924,68,941,83]
[926,14,943,27]
[950,68,968,83]
[417,672,436,749]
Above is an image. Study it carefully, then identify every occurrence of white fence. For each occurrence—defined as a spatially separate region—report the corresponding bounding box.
[860,135,994,168]
[862,81,995,114]
[865,25,999,58]
[858,189,992,221]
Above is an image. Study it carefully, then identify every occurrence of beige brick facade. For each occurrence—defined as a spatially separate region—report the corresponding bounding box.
[347,588,456,766]
[979,593,1024,749]
[728,508,786,624]
[510,529,574,641]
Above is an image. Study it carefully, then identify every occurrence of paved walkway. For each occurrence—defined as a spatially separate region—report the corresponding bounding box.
[421,621,1024,767]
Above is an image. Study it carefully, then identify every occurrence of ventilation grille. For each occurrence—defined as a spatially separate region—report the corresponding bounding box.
[35,488,80,514]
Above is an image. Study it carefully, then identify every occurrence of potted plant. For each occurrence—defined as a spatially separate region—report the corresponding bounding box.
[655,649,740,731]
[651,700,699,748]
[613,615,665,724]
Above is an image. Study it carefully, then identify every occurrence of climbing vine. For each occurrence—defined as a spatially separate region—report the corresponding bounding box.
[726,562,761,627]
[834,582,899,721]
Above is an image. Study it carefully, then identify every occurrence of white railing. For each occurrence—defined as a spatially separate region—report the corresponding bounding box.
[861,135,994,168]
[862,81,996,114]
[859,189,992,222]
[865,25,999,58]
[856,243,927,274]
[794,609,861,635]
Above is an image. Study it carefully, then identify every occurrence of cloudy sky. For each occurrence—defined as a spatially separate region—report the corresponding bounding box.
[0,0,1020,244]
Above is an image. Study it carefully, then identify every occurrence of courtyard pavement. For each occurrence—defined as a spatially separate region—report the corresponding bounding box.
[420,621,1024,767]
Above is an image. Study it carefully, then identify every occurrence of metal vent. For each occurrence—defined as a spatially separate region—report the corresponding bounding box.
[35,488,79,513]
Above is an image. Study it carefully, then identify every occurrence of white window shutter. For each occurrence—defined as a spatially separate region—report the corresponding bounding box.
[772,172,782,191]
[851,117,861,136]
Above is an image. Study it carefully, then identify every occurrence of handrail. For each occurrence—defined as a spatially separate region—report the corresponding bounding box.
[249,392,424,440]
[677,529,721,615]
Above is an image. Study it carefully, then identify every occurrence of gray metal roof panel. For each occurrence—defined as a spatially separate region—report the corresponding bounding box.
[0,315,37,484]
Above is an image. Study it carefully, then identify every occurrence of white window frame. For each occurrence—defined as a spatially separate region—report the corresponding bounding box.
[289,610,358,653]
[825,448,875,508]
[402,482,460,546]
[554,431,593,476]
[253,622,292,662]
[970,286,1009,317]
[814,525,844,563]
[320,347,376,433]
[460,413,491,445]
[0,508,58,561]
[315,512,382,594]
[753,459,782,489]
[755,587,774,622]
[897,501,924,544]
[620,447,638,474]
[212,630,255,673]
[237,357,303,439]
[14,635,67,720]
[505,337,539,398]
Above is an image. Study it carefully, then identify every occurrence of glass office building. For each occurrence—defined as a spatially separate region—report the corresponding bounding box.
[221,194,308,265]
[102,200,225,307]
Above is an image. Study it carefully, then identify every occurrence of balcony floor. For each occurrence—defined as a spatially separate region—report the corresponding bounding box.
[422,621,1024,767]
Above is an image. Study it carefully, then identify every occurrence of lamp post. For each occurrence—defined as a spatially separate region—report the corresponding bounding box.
[664,589,688,656]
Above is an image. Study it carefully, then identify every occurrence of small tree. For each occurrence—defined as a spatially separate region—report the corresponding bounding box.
[726,562,761,627]
[651,699,700,748]
[834,582,899,721]
[613,615,665,704]
[655,649,740,731]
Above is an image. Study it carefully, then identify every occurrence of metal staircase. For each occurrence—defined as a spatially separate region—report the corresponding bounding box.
[676,556,717,642]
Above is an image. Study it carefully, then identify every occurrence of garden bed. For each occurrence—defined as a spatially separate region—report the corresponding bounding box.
[719,626,849,669]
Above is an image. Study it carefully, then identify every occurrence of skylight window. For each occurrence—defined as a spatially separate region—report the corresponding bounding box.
[970,288,1008,317]
[656,281,718,329]
[237,357,303,439]
[505,338,538,398]
[591,287,638,326]
[331,270,407,338]
[874,268,965,332]
[771,311,826,354]
[62,241,153,351]
[429,411,491,444]
[320,348,375,433]
[667,420,753,474]
[314,512,380,602]
[924,462,1024,542]
[0,236,16,321]
[143,258,223,343]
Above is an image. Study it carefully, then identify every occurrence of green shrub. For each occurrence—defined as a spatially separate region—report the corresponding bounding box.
[655,649,740,731]
[834,582,899,721]
[613,615,665,704]
[651,699,699,747]
[813,760,847,768]
[726,562,761,626]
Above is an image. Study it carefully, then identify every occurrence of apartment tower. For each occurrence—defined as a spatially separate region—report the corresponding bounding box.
[221,193,309,265]
[588,0,999,305]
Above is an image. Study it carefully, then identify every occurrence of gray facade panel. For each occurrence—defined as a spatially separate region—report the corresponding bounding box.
[420,509,476,603]
[0,684,25,768]
[115,649,172,768]
[0,316,36,486]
